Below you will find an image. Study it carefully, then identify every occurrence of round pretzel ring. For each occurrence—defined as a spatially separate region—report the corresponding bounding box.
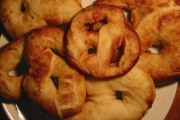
[23,26,86,118]
[66,5,140,78]
[0,0,82,38]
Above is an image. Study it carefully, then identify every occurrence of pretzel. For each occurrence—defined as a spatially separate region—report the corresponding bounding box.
[0,38,25,100]
[23,26,86,118]
[134,6,180,84]
[66,5,140,78]
[131,0,179,28]
[0,0,82,38]
[65,66,156,120]
[95,0,140,9]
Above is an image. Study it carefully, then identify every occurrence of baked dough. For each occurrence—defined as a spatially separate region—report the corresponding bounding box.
[135,6,180,84]
[0,38,25,100]
[65,66,156,120]
[66,5,140,78]
[0,0,82,38]
[23,26,86,118]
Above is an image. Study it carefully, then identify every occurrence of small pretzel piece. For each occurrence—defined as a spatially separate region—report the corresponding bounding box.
[0,38,25,100]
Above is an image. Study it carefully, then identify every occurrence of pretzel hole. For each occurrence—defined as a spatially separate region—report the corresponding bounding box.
[148,44,163,54]
[85,19,108,31]
[8,59,29,76]
[21,3,26,12]
[88,46,96,54]
[115,91,123,100]
[51,49,61,57]
[51,76,59,89]
[123,8,131,22]
[110,45,124,66]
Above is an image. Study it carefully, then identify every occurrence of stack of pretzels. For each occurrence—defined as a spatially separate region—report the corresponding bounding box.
[0,0,179,119]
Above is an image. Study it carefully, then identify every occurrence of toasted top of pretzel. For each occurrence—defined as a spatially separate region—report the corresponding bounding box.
[0,0,82,38]
[95,0,140,9]
[25,26,66,62]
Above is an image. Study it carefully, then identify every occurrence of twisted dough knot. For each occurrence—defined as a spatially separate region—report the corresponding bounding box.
[0,38,25,100]
[66,5,140,78]
[23,26,86,118]
[65,66,156,120]
[133,6,180,84]
[0,0,82,38]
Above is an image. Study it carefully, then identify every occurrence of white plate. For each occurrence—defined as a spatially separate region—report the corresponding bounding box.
[0,0,178,120]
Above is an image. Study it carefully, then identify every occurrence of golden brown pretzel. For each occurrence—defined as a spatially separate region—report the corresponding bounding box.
[23,26,86,118]
[131,0,179,27]
[0,38,25,100]
[134,6,180,84]
[0,0,82,38]
[95,0,140,9]
[65,66,156,120]
[66,5,140,78]
[24,26,66,62]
